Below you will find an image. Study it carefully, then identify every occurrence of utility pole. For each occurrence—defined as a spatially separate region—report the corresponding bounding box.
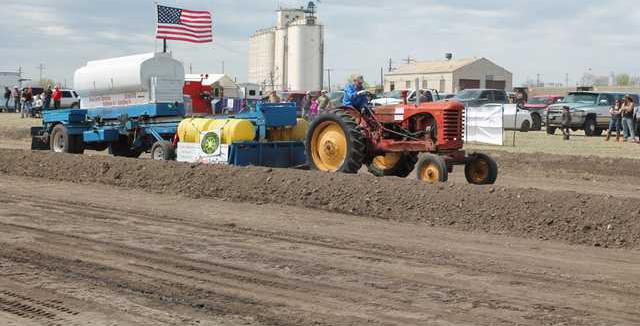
[380,67,384,91]
[36,64,46,83]
[325,68,332,91]
[403,56,415,65]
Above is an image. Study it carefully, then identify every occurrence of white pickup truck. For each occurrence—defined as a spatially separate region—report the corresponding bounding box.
[371,89,439,106]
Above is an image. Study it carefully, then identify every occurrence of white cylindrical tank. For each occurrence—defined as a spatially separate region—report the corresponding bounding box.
[274,27,288,90]
[287,23,323,92]
[74,52,184,98]
[248,29,275,89]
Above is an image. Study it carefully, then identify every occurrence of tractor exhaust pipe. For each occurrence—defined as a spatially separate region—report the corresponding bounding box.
[415,78,421,106]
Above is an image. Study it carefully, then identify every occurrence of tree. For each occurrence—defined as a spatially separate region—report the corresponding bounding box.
[39,78,56,89]
[616,73,631,86]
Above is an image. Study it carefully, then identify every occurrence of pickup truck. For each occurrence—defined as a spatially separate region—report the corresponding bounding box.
[452,89,510,107]
[545,92,637,136]
[371,89,439,106]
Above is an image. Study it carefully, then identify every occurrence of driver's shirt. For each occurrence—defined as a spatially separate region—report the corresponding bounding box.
[343,83,368,109]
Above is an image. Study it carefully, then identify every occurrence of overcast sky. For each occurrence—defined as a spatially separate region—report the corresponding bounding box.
[1,0,638,88]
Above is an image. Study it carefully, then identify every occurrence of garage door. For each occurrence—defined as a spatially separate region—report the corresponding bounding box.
[486,80,506,90]
[459,79,480,90]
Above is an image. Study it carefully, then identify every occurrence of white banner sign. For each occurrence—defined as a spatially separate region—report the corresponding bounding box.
[84,92,149,109]
[464,105,504,146]
[176,130,229,164]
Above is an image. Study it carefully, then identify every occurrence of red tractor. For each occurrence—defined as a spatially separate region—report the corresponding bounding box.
[305,99,498,184]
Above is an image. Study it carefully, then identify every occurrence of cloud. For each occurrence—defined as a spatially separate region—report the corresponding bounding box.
[0,0,639,88]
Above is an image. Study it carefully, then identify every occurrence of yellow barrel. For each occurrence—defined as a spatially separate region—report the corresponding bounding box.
[268,119,309,141]
[290,118,309,141]
[178,118,255,144]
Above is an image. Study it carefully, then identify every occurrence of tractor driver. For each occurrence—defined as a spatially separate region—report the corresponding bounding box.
[343,75,368,111]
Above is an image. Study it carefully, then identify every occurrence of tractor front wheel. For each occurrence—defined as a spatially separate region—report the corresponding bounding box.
[368,152,418,178]
[464,153,498,185]
[306,110,366,173]
[416,154,448,184]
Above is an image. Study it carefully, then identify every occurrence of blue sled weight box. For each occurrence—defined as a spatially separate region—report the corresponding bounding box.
[229,141,306,168]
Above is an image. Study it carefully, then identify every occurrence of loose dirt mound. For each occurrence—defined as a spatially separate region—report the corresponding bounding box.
[1,148,639,249]
[0,127,31,141]
[488,150,640,182]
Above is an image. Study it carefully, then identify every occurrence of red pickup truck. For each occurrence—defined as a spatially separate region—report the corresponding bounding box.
[524,95,564,130]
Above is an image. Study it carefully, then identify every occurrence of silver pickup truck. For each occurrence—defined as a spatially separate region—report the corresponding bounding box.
[546,92,637,136]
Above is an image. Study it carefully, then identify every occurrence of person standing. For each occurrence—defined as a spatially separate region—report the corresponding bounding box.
[42,86,52,111]
[561,106,572,140]
[308,95,319,120]
[301,91,313,119]
[621,95,636,142]
[606,99,623,142]
[13,87,21,113]
[52,86,62,110]
[268,90,281,103]
[21,87,33,118]
[317,90,330,112]
[3,87,10,112]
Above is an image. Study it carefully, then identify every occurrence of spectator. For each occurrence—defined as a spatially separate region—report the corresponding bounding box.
[621,95,636,142]
[606,99,623,142]
[52,86,62,110]
[308,95,319,121]
[561,106,571,141]
[21,86,33,119]
[42,86,52,111]
[268,90,281,103]
[13,87,20,113]
[301,91,313,119]
[3,87,10,112]
[317,90,330,112]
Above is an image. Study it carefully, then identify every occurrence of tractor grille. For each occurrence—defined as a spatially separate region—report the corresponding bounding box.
[443,109,462,142]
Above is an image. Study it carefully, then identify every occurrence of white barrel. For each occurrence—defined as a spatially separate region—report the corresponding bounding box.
[74,52,185,98]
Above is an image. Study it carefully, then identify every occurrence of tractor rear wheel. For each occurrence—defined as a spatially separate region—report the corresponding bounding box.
[306,109,366,173]
[416,154,448,184]
[368,152,418,178]
[465,153,498,185]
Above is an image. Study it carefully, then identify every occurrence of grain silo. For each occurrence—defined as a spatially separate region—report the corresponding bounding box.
[247,2,324,92]
[248,28,275,89]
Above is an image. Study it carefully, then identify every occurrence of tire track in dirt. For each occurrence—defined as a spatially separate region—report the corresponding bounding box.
[3,185,631,320]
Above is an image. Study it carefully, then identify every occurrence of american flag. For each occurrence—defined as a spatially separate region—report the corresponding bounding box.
[156,5,213,43]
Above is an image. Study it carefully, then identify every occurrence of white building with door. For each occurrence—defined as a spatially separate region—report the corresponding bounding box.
[384,57,512,94]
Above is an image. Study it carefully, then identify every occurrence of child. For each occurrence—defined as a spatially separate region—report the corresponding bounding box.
[561,106,572,140]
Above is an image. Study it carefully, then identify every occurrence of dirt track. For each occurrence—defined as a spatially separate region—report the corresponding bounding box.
[1,175,639,326]
[1,148,640,249]
[1,141,640,325]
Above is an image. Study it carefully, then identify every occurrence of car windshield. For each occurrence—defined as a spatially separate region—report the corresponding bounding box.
[454,90,482,100]
[385,90,403,99]
[528,97,550,104]
[562,93,598,104]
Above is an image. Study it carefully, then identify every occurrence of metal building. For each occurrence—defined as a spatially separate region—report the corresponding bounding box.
[248,2,324,92]
[384,57,512,94]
